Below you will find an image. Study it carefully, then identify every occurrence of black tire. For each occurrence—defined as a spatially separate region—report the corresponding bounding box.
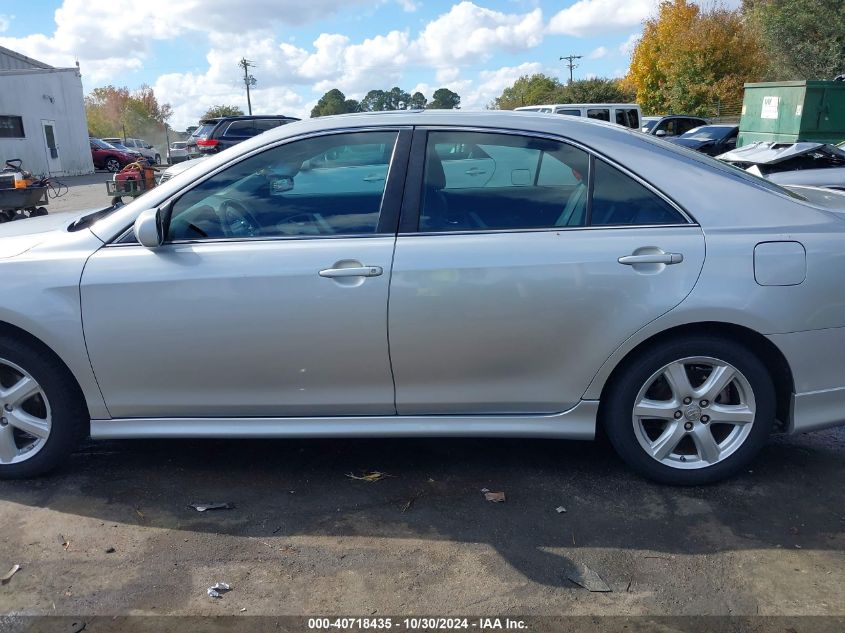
[106,157,121,173]
[602,336,775,485]
[0,335,87,479]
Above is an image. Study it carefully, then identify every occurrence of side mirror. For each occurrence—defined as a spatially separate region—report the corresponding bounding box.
[655,129,667,137]
[134,207,164,248]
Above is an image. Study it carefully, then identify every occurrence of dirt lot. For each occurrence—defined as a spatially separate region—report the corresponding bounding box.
[2,178,844,629]
[0,428,843,619]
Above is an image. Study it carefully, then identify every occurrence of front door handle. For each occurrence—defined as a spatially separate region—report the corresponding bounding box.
[618,253,684,265]
[465,168,487,176]
[363,174,385,182]
[319,266,383,278]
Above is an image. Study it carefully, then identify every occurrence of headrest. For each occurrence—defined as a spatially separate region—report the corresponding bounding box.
[425,150,446,190]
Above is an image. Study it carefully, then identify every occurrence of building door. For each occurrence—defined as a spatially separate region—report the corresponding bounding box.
[41,120,62,174]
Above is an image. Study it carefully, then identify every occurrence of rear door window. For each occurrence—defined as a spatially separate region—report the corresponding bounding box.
[419,131,590,231]
[224,120,255,138]
[590,159,686,226]
[587,108,610,122]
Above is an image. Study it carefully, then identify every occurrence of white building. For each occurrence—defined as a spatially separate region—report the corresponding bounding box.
[0,46,93,177]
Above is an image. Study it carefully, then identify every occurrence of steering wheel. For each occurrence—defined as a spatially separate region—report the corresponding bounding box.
[219,199,261,237]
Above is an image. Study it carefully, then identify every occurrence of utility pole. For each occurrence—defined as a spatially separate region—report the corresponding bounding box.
[560,54,583,84]
[238,58,257,115]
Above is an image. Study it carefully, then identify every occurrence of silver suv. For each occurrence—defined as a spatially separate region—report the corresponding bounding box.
[104,138,161,164]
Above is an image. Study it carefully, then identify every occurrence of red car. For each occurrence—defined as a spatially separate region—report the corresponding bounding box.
[90,138,137,172]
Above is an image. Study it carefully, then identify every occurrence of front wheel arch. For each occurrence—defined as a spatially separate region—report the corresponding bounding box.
[0,321,90,422]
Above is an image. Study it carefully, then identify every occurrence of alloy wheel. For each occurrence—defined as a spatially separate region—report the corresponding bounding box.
[631,356,756,470]
[106,158,121,172]
[0,358,52,464]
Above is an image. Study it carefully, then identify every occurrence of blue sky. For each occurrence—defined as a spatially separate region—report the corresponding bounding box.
[0,0,724,129]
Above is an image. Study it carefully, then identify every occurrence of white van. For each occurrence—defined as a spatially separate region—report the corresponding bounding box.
[514,103,642,130]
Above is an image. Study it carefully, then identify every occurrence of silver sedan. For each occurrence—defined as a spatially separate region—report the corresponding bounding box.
[1,111,844,485]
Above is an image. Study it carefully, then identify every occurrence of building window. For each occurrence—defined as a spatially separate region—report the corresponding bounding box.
[0,116,25,139]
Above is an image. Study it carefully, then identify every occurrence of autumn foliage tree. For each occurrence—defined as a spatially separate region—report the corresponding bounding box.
[626,0,766,116]
[85,85,172,139]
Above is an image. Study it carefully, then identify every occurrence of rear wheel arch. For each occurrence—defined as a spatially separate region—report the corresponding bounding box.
[0,321,90,420]
[598,322,794,432]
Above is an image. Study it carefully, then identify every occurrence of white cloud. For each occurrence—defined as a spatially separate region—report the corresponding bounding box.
[461,61,545,110]
[588,46,608,59]
[0,0,370,84]
[396,0,420,11]
[0,14,12,33]
[619,32,640,56]
[414,2,545,67]
[548,0,655,36]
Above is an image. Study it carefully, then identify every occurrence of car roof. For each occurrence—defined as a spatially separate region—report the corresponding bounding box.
[200,115,300,124]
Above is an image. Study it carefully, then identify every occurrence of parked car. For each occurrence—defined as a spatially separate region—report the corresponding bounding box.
[5,111,845,485]
[717,141,845,189]
[514,103,641,130]
[123,138,161,165]
[189,115,299,155]
[167,142,192,165]
[89,138,137,172]
[641,115,709,138]
[101,138,145,159]
[667,125,739,156]
[158,156,206,183]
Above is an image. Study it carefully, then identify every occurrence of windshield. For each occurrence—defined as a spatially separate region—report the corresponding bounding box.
[680,126,733,141]
[641,118,659,132]
[191,123,217,139]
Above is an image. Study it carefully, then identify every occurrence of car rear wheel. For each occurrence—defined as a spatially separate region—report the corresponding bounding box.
[603,336,775,485]
[106,158,121,172]
[0,337,87,479]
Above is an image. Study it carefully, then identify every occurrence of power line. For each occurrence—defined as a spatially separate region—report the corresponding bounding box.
[238,58,257,115]
[559,54,583,84]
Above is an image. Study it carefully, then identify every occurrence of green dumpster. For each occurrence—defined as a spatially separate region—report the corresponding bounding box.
[738,81,845,147]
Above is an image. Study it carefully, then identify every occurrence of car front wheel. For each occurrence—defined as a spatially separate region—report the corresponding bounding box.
[0,336,87,479]
[106,158,121,172]
[603,336,775,485]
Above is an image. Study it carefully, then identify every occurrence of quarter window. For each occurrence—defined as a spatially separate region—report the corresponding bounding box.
[167,131,398,240]
[615,108,640,129]
[590,159,685,226]
[419,131,590,232]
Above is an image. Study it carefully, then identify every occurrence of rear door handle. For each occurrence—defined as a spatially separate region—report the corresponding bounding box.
[363,175,385,182]
[464,168,487,176]
[618,253,684,265]
[319,266,383,278]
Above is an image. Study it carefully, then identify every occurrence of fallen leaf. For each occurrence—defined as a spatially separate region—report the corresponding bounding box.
[1,564,21,585]
[482,490,506,503]
[346,471,392,482]
[566,562,611,592]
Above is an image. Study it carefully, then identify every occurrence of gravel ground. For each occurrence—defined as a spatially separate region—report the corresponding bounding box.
[0,428,843,617]
[1,175,844,627]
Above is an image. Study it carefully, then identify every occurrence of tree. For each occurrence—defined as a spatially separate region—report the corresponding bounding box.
[626,0,766,116]
[202,105,244,119]
[409,91,428,109]
[85,84,173,139]
[748,0,845,80]
[428,87,461,109]
[492,74,564,110]
[310,89,360,117]
[560,78,636,104]
[359,87,412,111]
